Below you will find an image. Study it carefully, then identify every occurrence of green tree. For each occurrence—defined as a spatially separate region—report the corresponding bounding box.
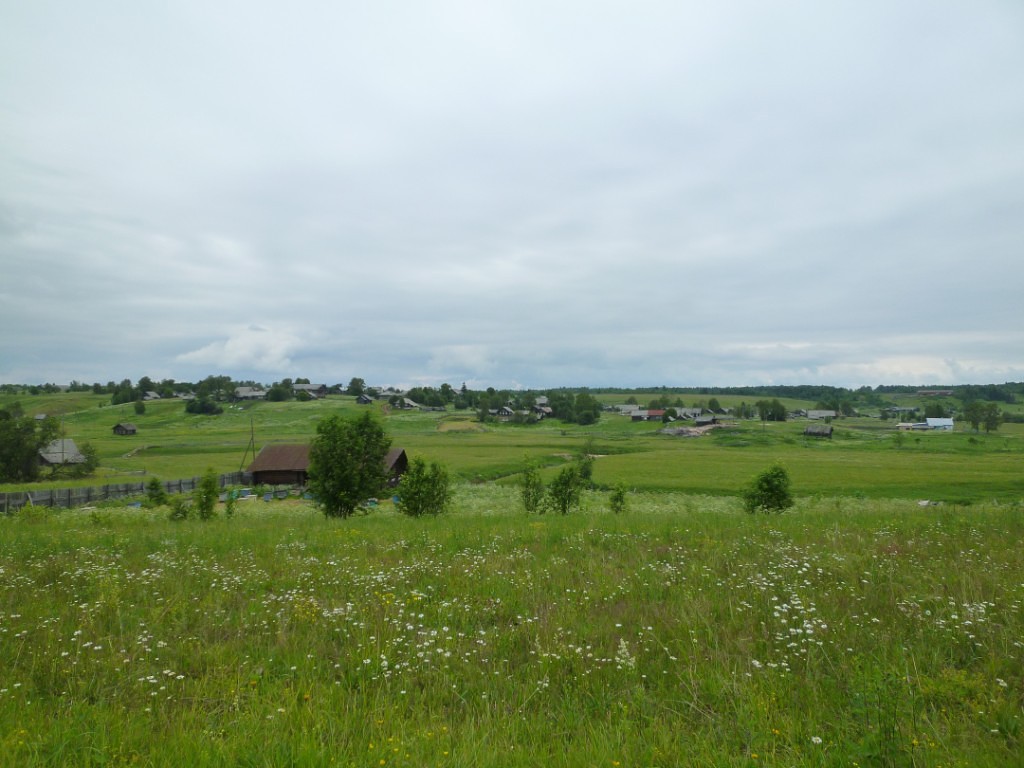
[395,458,451,517]
[520,460,545,514]
[546,461,586,515]
[982,402,1002,434]
[346,377,366,397]
[195,467,219,520]
[963,400,985,431]
[308,412,391,518]
[0,407,59,482]
[134,399,146,416]
[742,463,794,514]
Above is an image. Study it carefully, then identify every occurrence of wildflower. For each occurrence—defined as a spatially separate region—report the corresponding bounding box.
[811,736,822,745]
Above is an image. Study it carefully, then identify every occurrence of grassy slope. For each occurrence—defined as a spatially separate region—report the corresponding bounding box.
[2,394,1023,503]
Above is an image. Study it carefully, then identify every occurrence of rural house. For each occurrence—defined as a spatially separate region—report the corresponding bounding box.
[356,393,376,405]
[806,410,837,420]
[234,387,266,401]
[247,444,311,486]
[804,424,833,438]
[113,422,138,436]
[38,439,86,468]
[246,444,409,487]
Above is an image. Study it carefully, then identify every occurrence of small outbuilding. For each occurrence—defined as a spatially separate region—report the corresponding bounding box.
[113,422,138,436]
[384,448,409,486]
[804,424,833,439]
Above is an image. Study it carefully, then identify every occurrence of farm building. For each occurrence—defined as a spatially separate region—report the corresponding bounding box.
[293,383,328,398]
[384,448,409,485]
[38,439,86,468]
[804,424,833,438]
[112,422,138,436]
[234,387,266,401]
[247,444,311,486]
[356,393,375,405]
[246,444,409,487]
[926,418,955,431]
[806,410,837,420]
[695,415,718,427]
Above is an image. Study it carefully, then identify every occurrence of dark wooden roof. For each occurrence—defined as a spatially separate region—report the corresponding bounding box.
[384,448,408,472]
[247,444,407,473]
[246,444,311,473]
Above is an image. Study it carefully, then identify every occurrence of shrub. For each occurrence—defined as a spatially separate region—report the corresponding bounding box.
[546,462,585,515]
[742,463,794,514]
[194,468,219,520]
[146,477,168,506]
[168,496,190,521]
[520,460,545,514]
[609,484,628,515]
[395,458,451,517]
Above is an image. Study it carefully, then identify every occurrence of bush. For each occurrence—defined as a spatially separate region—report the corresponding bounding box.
[146,477,168,506]
[395,458,451,517]
[194,468,219,520]
[546,462,585,515]
[609,484,628,514]
[520,460,545,514]
[168,496,191,521]
[742,463,794,514]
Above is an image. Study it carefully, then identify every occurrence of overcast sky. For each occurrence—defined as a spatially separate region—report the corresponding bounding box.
[2,1,1023,390]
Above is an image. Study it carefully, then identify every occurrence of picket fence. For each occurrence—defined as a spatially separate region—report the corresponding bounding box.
[1,471,252,514]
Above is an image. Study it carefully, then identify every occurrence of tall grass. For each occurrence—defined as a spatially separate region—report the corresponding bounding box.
[2,488,1021,766]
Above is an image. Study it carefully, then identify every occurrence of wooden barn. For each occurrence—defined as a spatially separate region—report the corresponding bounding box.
[804,424,833,439]
[246,444,311,486]
[246,444,409,487]
[384,448,409,486]
[113,422,138,436]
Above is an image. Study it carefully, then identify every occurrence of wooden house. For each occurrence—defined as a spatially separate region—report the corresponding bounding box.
[803,424,833,438]
[38,439,86,468]
[113,422,138,436]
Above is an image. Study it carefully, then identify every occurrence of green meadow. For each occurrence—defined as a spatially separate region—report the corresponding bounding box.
[3,392,1022,504]
[2,493,1022,766]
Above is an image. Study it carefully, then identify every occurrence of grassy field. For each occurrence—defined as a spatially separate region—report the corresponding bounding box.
[1,490,1022,766]
[3,393,1023,504]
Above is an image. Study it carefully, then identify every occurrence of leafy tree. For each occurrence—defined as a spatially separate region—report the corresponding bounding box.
[963,401,985,431]
[520,460,545,514]
[707,397,722,413]
[266,384,292,402]
[346,377,366,397]
[742,463,794,514]
[0,407,59,482]
[67,442,100,479]
[546,461,586,515]
[756,399,787,422]
[134,399,146,415]
[395,458,451,517]
[308,412,391,518]
[185,397,223,415]
[982,402,1002,434]
[924,403,948,419]
[195,467,219,520]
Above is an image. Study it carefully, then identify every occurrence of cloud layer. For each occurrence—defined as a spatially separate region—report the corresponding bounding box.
[2,1,1022,388]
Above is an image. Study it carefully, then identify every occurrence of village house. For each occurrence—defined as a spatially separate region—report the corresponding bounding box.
[112,422,138,436]
[38,439,86,468]
[246,444,409,487]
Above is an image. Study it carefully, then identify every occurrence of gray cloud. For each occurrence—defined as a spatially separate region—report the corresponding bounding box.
[2,1,1022,388]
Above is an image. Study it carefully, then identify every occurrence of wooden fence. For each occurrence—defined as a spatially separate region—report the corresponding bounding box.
[1,472,252,514]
